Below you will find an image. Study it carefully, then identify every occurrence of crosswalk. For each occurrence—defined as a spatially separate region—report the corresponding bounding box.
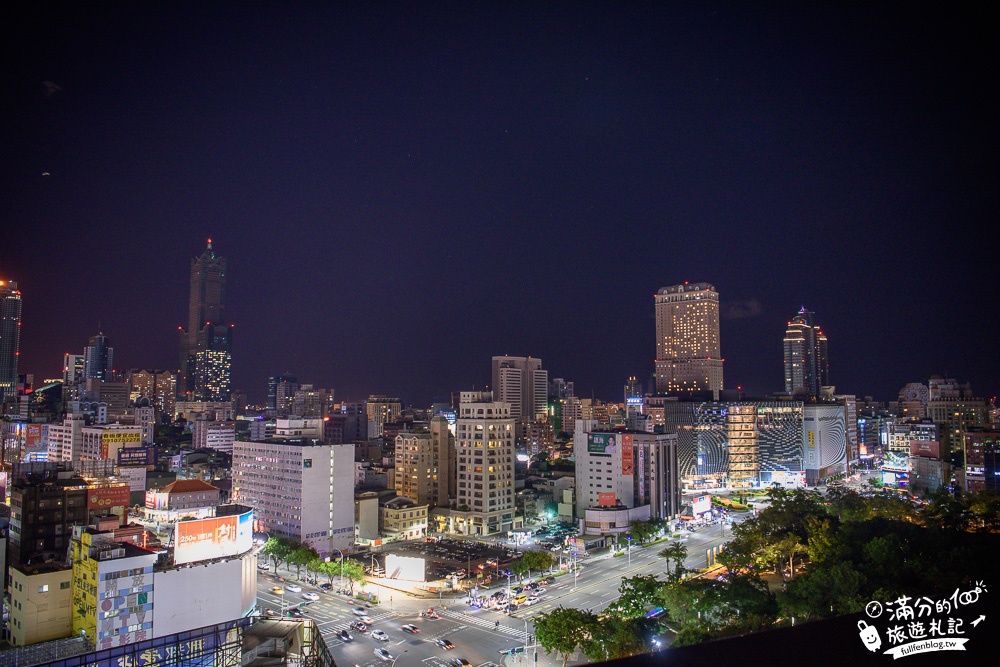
[316,609,397,632]
[437,609,526,638]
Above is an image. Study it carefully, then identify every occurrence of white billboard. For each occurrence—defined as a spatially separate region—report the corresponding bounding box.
[385,553,426,582]
[692,495,712,514]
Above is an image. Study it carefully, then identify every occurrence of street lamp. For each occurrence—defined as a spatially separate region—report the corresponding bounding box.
[504,569,513,615]
[331,548,346,591]
[626,536,632,567]
[571,553,578,590]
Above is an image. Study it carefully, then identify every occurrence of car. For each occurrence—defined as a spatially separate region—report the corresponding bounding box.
[353,607,367,615]
[522,598,536,606]
[436,639,455,650]
[285,584,302,593]
[527,582,538,590]
[351,621,368,633]
[535,588,546,595]
[401,624,420,634]
[360,616,374,624]
[375,648,393,662]
[319,582,333,591]
[289,608,304,618]
[263,608,277,617]
[336,629,353,642]
[257,562,269,570]
[371,630,389,641]
[452,659,472,667]
[302,592,320,601]
[271,586,285,594]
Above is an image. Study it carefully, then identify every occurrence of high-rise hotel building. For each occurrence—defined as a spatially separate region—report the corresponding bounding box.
[452,391,515,536]
[654,282,723,399]
[179,240,233,402]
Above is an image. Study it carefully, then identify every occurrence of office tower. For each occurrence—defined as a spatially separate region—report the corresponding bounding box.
[0,279,22,403]
[232,438,355,555]
[926,377,989,455]
[782,307,829,399]
[291,384,333,418]
[453,391,515,535]
[83,332,114,381]
[179,240,233,402]
[394,415,454,508]
[366,395,402,438]
[267,373,298,413]
[491,356,548,424]
[654,282,723,399]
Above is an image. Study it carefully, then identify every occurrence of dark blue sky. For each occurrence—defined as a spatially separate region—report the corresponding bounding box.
[3,3,995,406]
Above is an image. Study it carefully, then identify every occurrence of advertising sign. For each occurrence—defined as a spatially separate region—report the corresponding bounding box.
[118,446,157,467]
[26,424,42,446]
[598,492,617,507]
[909,440,941,459]
[174,511,253,565]
[637,444,646,500]
[621,434,634,475]
[118,466,147,492]
[588,433,614,453]
[87,484,131,509]
[692,495,712,514]
[102,431,142,444]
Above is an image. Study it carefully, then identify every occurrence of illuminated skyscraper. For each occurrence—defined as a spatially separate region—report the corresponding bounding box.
[0,279,22,403]
[782,307,828,399]
[453,391,515,536]
[654,282,723,399]
[179,240,233,401]
[83,332,114,381]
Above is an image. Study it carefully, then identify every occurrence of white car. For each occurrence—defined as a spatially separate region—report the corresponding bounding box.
[302,592,320,601]
[375,648,393,661]
[371,630,389,641]
[360,616,375,624]
[285,584,302,593]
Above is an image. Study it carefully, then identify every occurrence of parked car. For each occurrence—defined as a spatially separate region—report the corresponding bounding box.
[257,562,269,570]
[371,630,389,641]
[336,629,353,642]
[375,648,393,662]
[319,583,333,591]
[285,584,302,593]
[303,592,320,601]
[436,639,455,650]
[401,624,420,634]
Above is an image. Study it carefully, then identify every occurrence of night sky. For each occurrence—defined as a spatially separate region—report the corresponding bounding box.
[3,3,995,406]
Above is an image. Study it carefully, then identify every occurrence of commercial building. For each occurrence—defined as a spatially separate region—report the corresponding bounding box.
[394,415,453,508]
[179,240,233,402]
[0,279,23,404]
[654,282,723,399]
[572,424,681,526]
[192,418,236,452]
[231,438,355,556]
[366,396,402,438]
[83,333,114,383]
[491,355,548,426]
[380,496,428,541]
[127,369,176,416]
[782,307,829,399]
[451,391,515,536]
[80,424,143,462]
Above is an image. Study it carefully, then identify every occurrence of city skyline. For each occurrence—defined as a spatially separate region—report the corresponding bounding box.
[2,4,995,406]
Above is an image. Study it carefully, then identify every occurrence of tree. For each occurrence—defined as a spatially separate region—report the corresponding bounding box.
[287,545,318,578]
[606,575,662,619]
[582,616,654,661]
[510,550,555,580]
[658,541,688,581]
[261,537,295,570]
[534,607,600,667]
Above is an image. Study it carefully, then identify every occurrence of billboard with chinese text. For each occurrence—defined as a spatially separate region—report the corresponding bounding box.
[118,446,157,466]
[87,484,131,509]
[174,511,253,565]
[587,433,614,453]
